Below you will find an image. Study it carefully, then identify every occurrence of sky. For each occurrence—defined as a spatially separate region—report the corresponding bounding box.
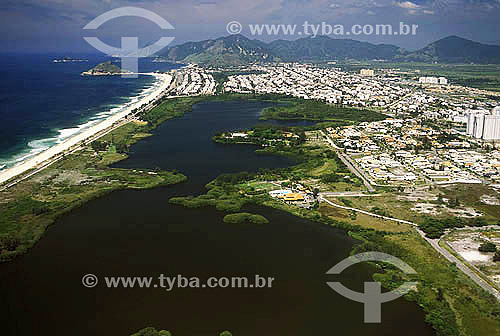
[1,0,500,53]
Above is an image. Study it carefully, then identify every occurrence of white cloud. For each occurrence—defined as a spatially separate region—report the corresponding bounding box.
[394,1,420,9]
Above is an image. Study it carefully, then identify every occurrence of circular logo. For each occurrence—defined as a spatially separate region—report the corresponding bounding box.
[82,274,98,288]
[226,21,243,35]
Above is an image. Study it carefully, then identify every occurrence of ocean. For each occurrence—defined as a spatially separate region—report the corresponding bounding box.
[0,54,180,170]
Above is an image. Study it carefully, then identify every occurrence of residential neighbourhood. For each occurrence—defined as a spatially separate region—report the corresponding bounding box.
[170,64,217,96]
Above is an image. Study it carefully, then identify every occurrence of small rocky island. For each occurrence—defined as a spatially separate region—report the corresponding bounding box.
[81,61,130,76]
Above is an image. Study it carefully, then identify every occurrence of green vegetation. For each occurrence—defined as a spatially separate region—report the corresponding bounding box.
[260,100,386,122]
[223,212,269,224]
[419,216,488,238]
[139,96,203,128]
[479,242,497,253]
[0,97,199,261]
[494,251,500,262]
[319,203,500,336]
[131,327,172,336]
[83,61,122,75]
[130,328,232,336]
[214,125,305,148]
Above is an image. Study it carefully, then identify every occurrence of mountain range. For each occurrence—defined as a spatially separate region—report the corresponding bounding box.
[158,35,500,65]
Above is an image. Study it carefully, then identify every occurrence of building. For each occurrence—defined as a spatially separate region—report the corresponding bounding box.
[360,69,374,77]
[466,112,476,135]
[466,110,500,141]
[282,193,305,202]
[419,77,438,84]
[483,115,500,140]
[473,114,485,139]
[419,76,447,85]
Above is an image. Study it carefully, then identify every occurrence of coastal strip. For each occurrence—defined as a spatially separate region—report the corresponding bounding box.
[0,73,173,187]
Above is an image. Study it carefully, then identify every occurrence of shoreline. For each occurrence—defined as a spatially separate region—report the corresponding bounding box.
[0,72,173,186]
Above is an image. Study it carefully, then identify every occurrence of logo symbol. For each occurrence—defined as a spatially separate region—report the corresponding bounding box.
[326,252,417,323]
[226,21,243,35]
[82,274,98,288]
[83,7,175,78]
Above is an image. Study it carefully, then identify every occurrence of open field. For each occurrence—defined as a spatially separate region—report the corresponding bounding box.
[443,229,500,289]
[439,184,500,223]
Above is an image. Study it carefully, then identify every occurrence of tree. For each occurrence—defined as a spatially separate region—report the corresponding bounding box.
[448,197,460,208]
[115,142,128,154]
[437,194,443,204]
[478,242,497,253]
[91,140,107,152]
[494,251,500,262]
[0,234,21,252]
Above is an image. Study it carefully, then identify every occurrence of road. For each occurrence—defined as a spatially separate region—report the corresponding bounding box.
[319,130,375,192]
[319,191,381,197]
[319,196,500,301]
[424,234,500,301]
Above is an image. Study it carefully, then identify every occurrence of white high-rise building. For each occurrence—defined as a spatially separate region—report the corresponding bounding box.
[466,109,500,141]
[438,77,448,85]
[466,112,476,135]
[483,115,500,140]
[473,114,485,139]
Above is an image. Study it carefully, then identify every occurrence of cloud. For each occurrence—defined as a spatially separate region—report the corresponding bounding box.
[394,1,420,9]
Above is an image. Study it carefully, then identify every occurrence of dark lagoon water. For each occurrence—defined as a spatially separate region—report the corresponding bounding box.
[0,101,434,336]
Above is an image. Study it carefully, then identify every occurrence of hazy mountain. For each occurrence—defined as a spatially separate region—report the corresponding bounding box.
[159,34,500,65]
[397,35,500,63]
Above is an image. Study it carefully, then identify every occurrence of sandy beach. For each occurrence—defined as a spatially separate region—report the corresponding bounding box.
[0,73,173,185]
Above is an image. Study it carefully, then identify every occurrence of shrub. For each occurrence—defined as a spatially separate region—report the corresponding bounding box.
[494,251,500,262]
[223,213,269,225]
[478,242,497,253]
